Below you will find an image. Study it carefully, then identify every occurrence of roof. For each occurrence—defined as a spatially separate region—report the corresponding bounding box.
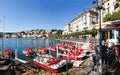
[94,20,120,29]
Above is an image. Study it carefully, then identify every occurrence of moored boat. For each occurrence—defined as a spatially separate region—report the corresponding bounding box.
[4,49,12,55]
[4,49,15,59]
[48,46,56,51]
[33,55,67,73]
[58,48,87,60]
[37,47,47,53]
[57,43,91,60]
[23,48,35,56]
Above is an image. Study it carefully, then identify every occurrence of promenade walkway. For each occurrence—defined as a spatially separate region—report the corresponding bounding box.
[55,39,86,44]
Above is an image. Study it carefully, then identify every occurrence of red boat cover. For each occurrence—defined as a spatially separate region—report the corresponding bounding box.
[24,49,33,54]
[48,46,56,51]
[47,58,60,66]
[4,49,12,55]
[37,48,47,52]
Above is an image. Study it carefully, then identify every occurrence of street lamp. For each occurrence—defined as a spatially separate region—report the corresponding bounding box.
[92,0,104,46]
[92,0,105,74]
[2,17,5,58]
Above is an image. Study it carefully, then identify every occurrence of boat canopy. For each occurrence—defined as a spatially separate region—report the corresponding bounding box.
[24,49,33,54]
[4,49,12,55]
[37,47,47,52]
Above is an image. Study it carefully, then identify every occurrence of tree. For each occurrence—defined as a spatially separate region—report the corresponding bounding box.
[91,28,98,37]
[56,30,63,36]
[103,14,112,22]
[103,10,120,22]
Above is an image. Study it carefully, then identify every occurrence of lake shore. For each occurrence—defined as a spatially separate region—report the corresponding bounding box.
[15,54,97,75]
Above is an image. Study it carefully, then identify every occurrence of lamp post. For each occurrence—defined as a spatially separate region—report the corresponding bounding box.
[92,0,104,46]
[92,0,105,74]
[2,16,5,58]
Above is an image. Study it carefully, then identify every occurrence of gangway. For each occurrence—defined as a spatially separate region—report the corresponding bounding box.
[15,57,28,64]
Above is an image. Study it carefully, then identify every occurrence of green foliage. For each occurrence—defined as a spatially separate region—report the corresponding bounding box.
[103,14,112,22]
[112,12,120,20]
[92,28,98,35]
[56,30,63,36]
[84,30,93,34]
[60,28,98,39]
[103,10,120,22]
[48,29,63,38]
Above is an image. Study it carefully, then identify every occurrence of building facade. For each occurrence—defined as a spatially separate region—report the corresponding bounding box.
[98,0,119,22]
[63,8,98,34]
[63,0,119,35]
[63,24,70,35]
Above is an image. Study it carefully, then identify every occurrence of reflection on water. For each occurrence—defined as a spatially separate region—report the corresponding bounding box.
[0,38,57,59]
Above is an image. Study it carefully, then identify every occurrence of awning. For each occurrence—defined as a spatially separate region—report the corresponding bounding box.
[94,24,107,29]
[94,20,120,29]
[106,20,120,28]
[111,20,120,25]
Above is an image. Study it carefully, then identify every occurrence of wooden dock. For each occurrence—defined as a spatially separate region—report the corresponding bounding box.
[15,57,28,64]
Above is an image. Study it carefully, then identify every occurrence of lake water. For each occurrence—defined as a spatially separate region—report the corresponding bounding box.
[0,38,57,59]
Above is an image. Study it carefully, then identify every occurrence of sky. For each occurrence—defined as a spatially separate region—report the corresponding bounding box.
[0,0,93,32]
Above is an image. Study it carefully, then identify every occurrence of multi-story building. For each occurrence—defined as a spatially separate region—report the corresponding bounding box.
[98,0,119,22]
[63,0,119,35]
[63,23,70,35]
[63,8,98,34]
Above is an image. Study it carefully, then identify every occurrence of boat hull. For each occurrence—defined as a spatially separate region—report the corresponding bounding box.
[34,61,58,73]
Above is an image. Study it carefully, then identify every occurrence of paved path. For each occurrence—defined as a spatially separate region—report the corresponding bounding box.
[74,56,102,75]
[75,65,93,75]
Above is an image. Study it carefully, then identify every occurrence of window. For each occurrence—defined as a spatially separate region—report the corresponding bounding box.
[107,8,110,14]
[110,30,115,39]
[108,3,109,6]
[102,31,108,40]
[114,5,116,10]
[102,9,105,15]
[76,29,79,32]
[114,2,117,10]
